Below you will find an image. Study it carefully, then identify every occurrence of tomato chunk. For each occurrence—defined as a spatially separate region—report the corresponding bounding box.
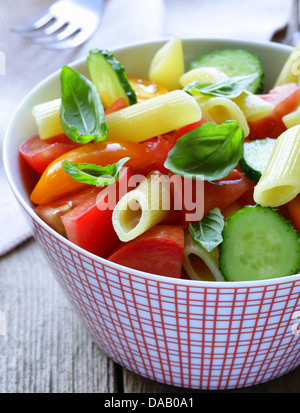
[287,195,300,233]
[105,97,128,115]
[61,167,133,258]
[30,140,155,204]
[34,187,98,236]
[108,225,184,278]
[248,83,300,140]
[169,169,255,227]
[175,119,208,140]
[141,131,178,175]
[19,134,80,174]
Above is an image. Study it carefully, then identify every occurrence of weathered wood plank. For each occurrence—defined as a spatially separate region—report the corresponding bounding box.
[0,239,117,393]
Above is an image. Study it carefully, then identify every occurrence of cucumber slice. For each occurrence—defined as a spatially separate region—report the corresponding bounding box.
[189,49,264,94]
[219,205,300,282]
[87,49,137,110]
[239,138,277,183]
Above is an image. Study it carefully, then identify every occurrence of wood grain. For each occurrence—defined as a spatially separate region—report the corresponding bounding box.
[0,239,116,393]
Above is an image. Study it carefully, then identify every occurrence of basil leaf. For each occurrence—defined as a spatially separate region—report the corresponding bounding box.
[183,73,259,99]
[164,121,244,181]
[61,157,130,187]
[60,65,108,144]
[189,208,224,252]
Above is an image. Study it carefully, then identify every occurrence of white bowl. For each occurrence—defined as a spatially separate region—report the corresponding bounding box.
[3,38,300,390]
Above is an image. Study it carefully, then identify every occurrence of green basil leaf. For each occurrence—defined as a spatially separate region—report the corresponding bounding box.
[60,65,108,144]
[183,73,259,99]
[164,121,244,181]
[61,157,130,187]
[189,208,224,252]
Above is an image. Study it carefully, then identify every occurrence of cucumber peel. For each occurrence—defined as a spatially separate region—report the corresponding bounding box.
[189,49,264,94]
[87,49,137,110]
[219,205,300,282]
[239,137,277,183]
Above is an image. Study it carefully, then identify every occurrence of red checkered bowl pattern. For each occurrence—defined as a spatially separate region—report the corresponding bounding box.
[4,38,300,390]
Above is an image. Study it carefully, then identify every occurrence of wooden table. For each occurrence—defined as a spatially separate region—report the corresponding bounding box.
[1,238,300,393]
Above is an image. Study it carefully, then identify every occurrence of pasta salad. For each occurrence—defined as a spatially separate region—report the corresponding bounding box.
[19,37,300,282]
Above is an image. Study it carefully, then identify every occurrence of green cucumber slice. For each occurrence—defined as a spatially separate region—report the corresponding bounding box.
[87,49,137,110]
[189,49,264,94]
[219,205,300,282]
[239,138,277,183]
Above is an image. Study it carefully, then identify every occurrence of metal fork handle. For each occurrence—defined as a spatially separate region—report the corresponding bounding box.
[65,0,104,13]
[286,0,300,46]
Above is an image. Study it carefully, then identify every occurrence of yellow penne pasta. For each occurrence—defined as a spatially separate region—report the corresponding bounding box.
[106,90,201,142]
[179,66,274,122]
[200,97,250,137]
[149,36,185,90]
[32,98,64,140]
[232,92,274,121]
[274,40,300,86]
[182,232,225,282]
[282,105,300,128]
[112,172,170,242]
[254,125,300,207]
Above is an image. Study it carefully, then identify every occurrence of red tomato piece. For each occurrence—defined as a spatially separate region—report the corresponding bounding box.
[169,169,255,227]
[248,83,300,140]
[237,187,256,207]
[35,187,98,236]
[175,119,208,139]
[141,131,178,175]
[105,97,128,115]
[61,167,133,258]
[108,225,184,278]
[287,195,300,233]
[19,134,80,174]
[140,120,208,176]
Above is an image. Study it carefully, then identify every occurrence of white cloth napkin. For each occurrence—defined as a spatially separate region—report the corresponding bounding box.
[0,0,293,256]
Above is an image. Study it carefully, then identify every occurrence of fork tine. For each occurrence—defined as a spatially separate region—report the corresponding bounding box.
[11,11,54,33]
[12,0,103,49]
[32,23,79,45]
[37,26,97,50]
[20,18,67,39]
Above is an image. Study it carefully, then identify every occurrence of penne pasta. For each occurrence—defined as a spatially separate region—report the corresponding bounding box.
[179,66,274,122]
[32,90,201,143]
[200,97,250,137]
[112,171,170,242]
[106,90,201,142]
[254,125,300,207]
[231,92,274,122]
[182,232,225,282]
[282,105,300,129]
[274,40,300,86]
[149,36,185,91]
[32,98,64,140]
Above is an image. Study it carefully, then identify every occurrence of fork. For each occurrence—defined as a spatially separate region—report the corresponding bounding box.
[12,0,104,50]
[271,0,300,46]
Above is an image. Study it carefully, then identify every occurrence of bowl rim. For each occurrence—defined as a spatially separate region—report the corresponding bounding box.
[3,36,300,289]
